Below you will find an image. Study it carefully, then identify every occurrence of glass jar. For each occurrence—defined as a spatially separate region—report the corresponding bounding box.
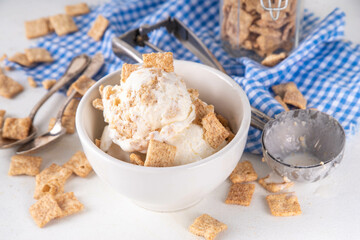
[220,0,303,61]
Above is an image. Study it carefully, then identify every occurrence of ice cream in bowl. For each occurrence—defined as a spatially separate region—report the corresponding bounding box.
[76,52,251,211]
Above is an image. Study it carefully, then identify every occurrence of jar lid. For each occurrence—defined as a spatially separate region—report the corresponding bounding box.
[260,0,290,21]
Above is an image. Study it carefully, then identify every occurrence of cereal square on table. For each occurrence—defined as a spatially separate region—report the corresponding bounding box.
[130,153,144,166]
[8,53,33,67]
[283,90,307,109]
[61,115,75,134]
[274,95,289,111]
[202,112,229,149]
[34,163,72,199]
[266,193,302,217]
[63,151,92,178]
[29,194,63,228]
[121,63,138,83]
[56,192,84,218]
[49,14,78,36]
[144,139,176,167]
[25,48,53,63]
[87,15,109,41]
[0,74,24,99]
[258,175,294,193]
[0,110,5,127]
[143,52,174,72]
[225,183,255,206]
[27,76,37,88]
[8,155,42,176]
[25,18,51,39]
[271,82,297,98]
[42,79,57,90]
[189,214,227,240]
[2,117,31,140]
[64,99,80,116]
[229,160,258,183]
[65,3,90,16]
[70,75,96,96]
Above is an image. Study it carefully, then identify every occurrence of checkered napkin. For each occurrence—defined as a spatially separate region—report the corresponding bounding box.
[5,0,360,153]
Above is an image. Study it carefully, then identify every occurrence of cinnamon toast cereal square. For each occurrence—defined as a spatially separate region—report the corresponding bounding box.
[25,48,53,63]
[193,99,214,125]
[130,153,144,166]
[49,14,78,36]
[8,155,42,176]
[42,79,56,90]
[65,3,90,16]
[283,90,307,109]
[229,160,258,183]
[2,117,31,140]
[71,75,96,96]
[144,139,176,167]
[29,194,63,228]
[27,76,37,88]
[271,82,297,98]
[274,95,289,111]
[143,52,174,72]
[258,175,294,193]
[63,151,92,178]
[25,18,51,39]
[121,63,138,83]
[61,116,75,134]
[0,109,5,127]
[56,192,84,218]
[64,99,80,116]
[0,74,24,98]
[202,112,229,149]
[87,15,109,41]
[34,163,72,199]
[8,53,33,67]
[225,183,255,206]
[92,98,103,110]
[188,88,199,101]
[266,193,302,216]
[189,214,227,240]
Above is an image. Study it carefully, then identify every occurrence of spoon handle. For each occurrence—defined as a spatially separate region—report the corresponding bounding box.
[28,54,91,120]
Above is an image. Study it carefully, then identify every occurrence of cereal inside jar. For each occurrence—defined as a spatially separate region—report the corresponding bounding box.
[221,0,302,62]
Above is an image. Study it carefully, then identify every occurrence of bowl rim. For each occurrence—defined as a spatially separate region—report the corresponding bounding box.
[76,60,251,172]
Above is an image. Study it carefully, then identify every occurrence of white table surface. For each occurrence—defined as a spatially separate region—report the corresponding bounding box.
[1,0,360,239]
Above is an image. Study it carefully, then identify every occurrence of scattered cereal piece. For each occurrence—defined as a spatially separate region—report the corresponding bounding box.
[261,52,287,67]
[0,74,24,98]
[258,175,294,193]
[144,139,176,167]
[188,88,199,101]
[42,79,57,90]
[29,194,63,228]
[65,3,90,16]
[34,163,72,199]
[202,112,229,149]
[225,183,255,206]
[25,48,53,63]
[87,15,109,41]
[25,18,51,39]
[8,53,33,67]
[121,63,138,83]
[46,17,55,32]
[27,76,37,88]
[193,99,214,125]
[130,153,144,166]
[2,117,31,140]
[63,151,92,178]
[271,82,297,98]
[189,214,227,240]
[64,99,80,116]
[56,192,84,218]
[95,139,101,148]
[274,95,289,111]
[229,160,258,183]
[61,115,75,134]
[143,52,174,72]
[0,110,5,127]
[92,98,103,110]
[49,14,78,36]
[8,155,42,176]
[283,90,307,109]
[266,193,302,217]
[70,75,96,96]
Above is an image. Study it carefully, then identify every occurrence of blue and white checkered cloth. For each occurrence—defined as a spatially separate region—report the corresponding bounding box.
[5,0,360,153]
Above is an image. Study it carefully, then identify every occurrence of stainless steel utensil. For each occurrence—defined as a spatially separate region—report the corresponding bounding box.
[0,54,90,149]
[16,53,104,154]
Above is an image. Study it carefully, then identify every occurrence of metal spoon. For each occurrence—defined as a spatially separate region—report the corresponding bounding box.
[0,54,90,149]
[16,53,104,154]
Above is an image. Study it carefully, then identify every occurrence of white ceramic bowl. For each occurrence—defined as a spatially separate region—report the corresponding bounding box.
[76,60,251,212]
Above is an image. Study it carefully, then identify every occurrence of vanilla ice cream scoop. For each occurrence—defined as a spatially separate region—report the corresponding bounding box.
[102,67,196,153]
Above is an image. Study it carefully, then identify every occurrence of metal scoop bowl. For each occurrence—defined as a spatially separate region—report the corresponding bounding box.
[253,109,345,182]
